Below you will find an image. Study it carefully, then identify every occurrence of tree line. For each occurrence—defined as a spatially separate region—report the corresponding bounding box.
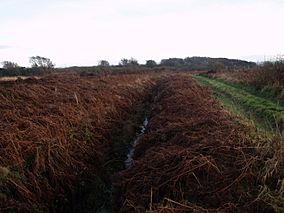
[99,57,256,70]
[0,56,55,76]
[1,56,257,76]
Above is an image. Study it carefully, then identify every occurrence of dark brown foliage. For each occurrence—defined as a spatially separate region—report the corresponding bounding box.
[114,74,282,212]
[0,73,155,211]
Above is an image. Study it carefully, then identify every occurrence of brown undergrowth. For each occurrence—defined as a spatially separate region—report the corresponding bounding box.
[0,73,157,212]
[114,74,283,212]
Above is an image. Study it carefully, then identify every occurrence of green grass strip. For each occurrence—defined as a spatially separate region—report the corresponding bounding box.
[192,75,284,133]
[210,77,284,106]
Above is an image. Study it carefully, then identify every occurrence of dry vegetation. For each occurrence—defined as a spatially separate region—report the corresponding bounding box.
[0,71,283,212]
[0,73,158,211]
[114,74,283,212]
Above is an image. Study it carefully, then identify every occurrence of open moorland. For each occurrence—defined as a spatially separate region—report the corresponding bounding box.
[0,64,283,212]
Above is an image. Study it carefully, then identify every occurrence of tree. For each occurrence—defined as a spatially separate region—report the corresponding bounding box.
[208,61,225,71]
[119,58,129,66]
[98,60,110,67]
[128,58,139,66]
[146,60,157,67]
[2,61,19,69]
[160,58,185,67]
[119,58,139,66]
[29,56,55,69]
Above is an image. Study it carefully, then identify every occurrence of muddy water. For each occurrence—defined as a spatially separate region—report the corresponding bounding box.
[124,117,148,169]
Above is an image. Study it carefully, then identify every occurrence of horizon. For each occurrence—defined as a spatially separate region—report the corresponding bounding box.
[0,55,265,69]
[1,0,284,67]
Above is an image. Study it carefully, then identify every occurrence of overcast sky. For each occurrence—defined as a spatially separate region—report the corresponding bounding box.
[1,0,284,67]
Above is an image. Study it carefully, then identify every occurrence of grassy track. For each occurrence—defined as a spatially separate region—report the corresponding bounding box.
[192,75,284,133]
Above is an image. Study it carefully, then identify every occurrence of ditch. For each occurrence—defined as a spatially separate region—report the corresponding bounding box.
[72,79,161,213]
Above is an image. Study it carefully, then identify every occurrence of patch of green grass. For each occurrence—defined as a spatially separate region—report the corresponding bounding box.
[212,76,284,106]
[193,75,284,134]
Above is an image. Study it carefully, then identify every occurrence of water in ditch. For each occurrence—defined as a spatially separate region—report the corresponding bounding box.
[124,117,148,169]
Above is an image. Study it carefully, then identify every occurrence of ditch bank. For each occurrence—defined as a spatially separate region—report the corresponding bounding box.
[113,74,283,212]
[0,73,160,212]
[75,77,161,213]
